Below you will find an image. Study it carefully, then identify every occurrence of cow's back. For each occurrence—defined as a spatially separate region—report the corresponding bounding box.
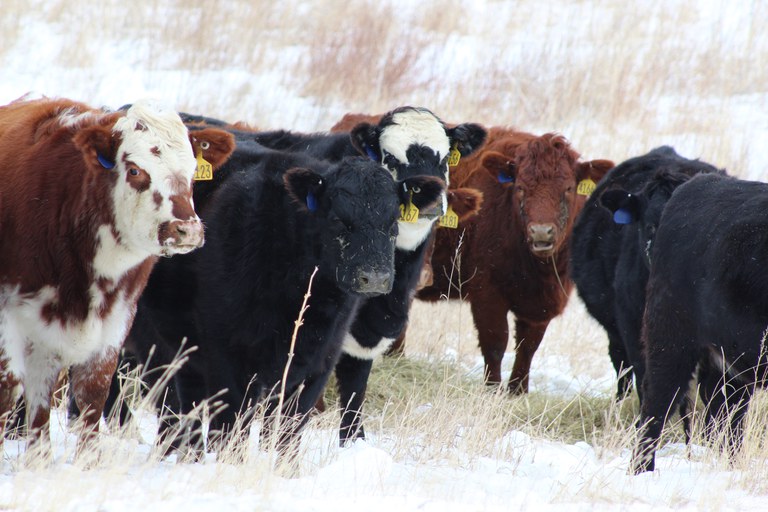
[651,173,768,340]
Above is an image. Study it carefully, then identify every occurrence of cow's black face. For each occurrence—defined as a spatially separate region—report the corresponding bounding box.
[285,158,399,296]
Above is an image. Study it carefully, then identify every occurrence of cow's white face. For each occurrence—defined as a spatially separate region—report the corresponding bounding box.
[378,109,452,184]
[109,100,203,259]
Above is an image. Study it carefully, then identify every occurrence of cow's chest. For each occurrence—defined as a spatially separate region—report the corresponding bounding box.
[396,218,435,251]
[0,284,133,379]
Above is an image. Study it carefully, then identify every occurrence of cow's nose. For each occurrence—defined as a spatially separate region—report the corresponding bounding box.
[356,269,393,295]
[161,218,204,253]
[528,223,556,252]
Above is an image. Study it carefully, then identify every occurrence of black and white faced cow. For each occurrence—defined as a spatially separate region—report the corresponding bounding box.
[322,108,487,445]
[632,172,768,473]
[571,146,723,400]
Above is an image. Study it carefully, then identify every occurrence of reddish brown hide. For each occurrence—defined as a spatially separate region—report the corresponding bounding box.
[408,127,613,392]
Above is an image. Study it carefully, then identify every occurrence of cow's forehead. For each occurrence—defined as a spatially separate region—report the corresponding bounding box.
[330,163,398,221]
[515,140,578,182]
[113,100,195,178]
[379,110,450,164]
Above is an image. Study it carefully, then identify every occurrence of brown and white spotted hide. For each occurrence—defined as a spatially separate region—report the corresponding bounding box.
[0,96,224,453]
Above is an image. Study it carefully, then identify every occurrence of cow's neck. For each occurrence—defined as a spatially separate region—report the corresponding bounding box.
[92,224,154,282]
[396,217,436,251]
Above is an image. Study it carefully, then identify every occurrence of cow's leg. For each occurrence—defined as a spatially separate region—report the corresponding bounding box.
[470,296,510,386]
[68,359,131,426]
[701,370,754,460]
[631,343,696,474]
[23,363,60,457]
[69,346,119,455]
[508,319,549,394]
[335,352,373,446]
[606,330,634,400]
[158,364,209,460]
[0,355,23,443]
[262,373,331,472]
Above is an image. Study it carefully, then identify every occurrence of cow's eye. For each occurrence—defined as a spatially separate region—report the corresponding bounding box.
[129,167,139,176]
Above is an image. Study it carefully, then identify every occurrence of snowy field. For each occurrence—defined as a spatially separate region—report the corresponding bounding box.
[2,1,768,510]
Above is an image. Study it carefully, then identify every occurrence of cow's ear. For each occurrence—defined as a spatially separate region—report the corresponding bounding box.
[600,189,643,225]
[481,151,516,184]
[577,159,614,183]
[189,128,236,170]
[350,123,382,162]
[400,176,445,210]
[73,124,118,170]
[284,167,325,212]
[447,187,483,220]
[446,123,487,157]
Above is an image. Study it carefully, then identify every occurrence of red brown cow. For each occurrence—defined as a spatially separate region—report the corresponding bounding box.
[411,127,614,393]
[0,96,233,454]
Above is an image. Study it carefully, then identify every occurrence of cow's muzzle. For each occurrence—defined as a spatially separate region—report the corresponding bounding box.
[159,218,204,255]
[355,268,393,296]
[528,223,557,256]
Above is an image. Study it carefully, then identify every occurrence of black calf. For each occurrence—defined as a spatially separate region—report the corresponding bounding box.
[632,173,768,473]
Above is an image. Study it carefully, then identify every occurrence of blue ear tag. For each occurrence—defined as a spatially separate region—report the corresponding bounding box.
[97,154,115,169]
[497,172,515,184]
[306,191,317,212]
[364,145,378,161]
[613,208,633,225]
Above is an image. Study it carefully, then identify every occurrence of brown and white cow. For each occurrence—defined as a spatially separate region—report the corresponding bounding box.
[412,127,614,393]
[0,96,232,454]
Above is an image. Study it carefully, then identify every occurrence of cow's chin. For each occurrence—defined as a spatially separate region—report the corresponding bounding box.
[530,242,556,259]
[159,243,202,257]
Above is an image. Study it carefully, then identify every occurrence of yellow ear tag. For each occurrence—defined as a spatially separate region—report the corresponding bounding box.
[438,205,459,228]
[194,148,213,181]
[399,192,419,223]
[447,144,461,167]
[577,178,596,196]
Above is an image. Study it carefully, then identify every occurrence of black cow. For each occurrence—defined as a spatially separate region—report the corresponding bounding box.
[184,107,487,446]
[321,110,486,446]
[631,172,768,473]
[128,143,447,461]
[334,185,483,445]
[570,146,722,399]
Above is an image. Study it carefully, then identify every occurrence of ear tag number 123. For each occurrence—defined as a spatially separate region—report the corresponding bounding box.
[194,149,213,181]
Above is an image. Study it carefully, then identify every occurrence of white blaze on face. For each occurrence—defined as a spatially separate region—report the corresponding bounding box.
[109,100,198,257]
[378,109,451,182]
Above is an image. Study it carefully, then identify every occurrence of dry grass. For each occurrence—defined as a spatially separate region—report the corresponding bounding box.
[2,0,768,504]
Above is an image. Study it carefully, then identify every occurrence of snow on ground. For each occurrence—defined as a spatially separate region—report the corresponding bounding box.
[3,1,768,510]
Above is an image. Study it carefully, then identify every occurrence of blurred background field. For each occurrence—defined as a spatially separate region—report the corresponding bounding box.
[2,1,768,510]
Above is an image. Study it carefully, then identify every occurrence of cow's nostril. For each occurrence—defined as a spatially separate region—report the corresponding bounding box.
[176,226,187,236]
[360,275,370,286]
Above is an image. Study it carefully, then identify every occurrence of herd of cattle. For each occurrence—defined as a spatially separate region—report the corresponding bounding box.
[0,95,765,474]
